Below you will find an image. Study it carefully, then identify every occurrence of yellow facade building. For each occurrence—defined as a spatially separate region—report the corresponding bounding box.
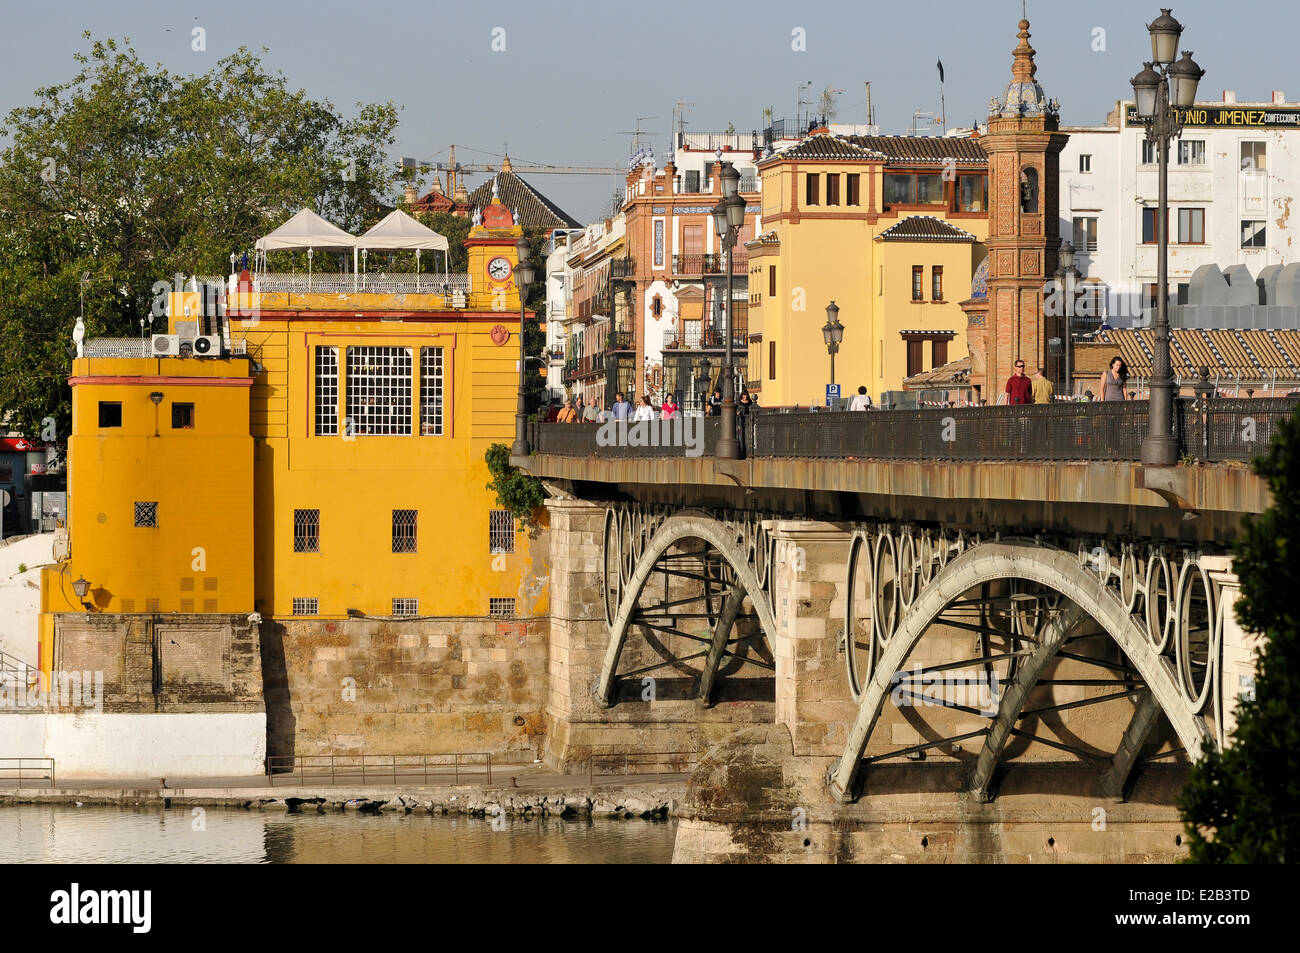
[39,198,548,681]
[747,134,989,405]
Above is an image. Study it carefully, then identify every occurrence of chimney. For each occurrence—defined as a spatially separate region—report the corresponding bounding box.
[1223,90,1237,104]
[1274,90,1287,104]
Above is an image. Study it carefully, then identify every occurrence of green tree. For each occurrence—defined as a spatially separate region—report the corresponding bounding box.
[0,35,399,444]
[1179,408,1300,862]
[484,443,544,532]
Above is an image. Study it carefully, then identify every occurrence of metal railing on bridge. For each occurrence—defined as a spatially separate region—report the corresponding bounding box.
[531,398,1299,464]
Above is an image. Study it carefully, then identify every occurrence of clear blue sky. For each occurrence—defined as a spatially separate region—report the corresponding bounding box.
[1,0,1290,223]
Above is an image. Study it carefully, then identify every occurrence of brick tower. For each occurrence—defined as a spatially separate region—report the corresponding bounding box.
[968,16,1068,399]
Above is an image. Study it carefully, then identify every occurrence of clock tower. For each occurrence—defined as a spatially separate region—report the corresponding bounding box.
[968,16,1069,398]
[465,174,527,313]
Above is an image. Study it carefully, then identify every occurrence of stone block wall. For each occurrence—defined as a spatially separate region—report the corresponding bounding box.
[771,522,858,757]
[46,613,263,713]
[262,614,549,761]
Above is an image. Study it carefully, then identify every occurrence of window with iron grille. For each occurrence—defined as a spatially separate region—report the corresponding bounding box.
[392,509,417,553]
[134,501,158,527]
[489,509,515,554]
[489,597,516,617]
[346,346,412,435]
[99,402,122,428]
[420,347,444,435]
[931,266,943,302]
[392,598,418,616]
[912,266,924,302]
[293,508,320,553]
[292,597,319,616]
[315,346,339,436]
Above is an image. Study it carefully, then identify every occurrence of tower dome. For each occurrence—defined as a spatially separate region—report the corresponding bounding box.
[992,19,1056,119]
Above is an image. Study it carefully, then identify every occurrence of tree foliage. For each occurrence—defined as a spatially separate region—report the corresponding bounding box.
[1179,407,1300,863]
[0,35,399,442]
[484,443,545,531]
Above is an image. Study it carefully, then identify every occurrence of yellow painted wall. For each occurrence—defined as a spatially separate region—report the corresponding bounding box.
[52,356,255,616]
[870,239,986,393]
[234,309,546,620]
[754,161,988,405]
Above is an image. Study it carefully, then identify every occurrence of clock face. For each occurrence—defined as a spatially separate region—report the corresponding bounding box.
[488,256,513,282]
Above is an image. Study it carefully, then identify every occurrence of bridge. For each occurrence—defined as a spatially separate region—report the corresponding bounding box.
[516,398,1288,861]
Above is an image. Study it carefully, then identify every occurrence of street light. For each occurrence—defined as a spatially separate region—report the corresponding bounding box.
[711,161,746,459]
[511,237,535,457]
[1056,240,1080,395]
[822,301,844,392]
[72,576,90,598]
[1131,8,1203,465]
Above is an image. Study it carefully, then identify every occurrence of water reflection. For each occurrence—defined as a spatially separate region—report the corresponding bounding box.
[1,806,677,864]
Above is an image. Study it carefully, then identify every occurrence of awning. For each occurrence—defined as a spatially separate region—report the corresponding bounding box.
[254,208,357,251]
[356,209,449,252]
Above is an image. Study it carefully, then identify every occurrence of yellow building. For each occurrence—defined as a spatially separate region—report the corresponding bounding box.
[747,134,989,405]
[39,198,548,681]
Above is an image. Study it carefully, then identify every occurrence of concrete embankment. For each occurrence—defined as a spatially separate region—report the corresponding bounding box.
[0,781,686,819]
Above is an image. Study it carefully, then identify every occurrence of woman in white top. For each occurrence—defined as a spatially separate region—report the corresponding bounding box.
[632,396,656,421]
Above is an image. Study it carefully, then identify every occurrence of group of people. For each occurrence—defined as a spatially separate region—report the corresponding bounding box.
[551,388,758,423]
[1004,355,1132,404]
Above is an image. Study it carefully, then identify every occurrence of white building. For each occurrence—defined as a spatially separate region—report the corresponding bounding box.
[1059,92,1300,325]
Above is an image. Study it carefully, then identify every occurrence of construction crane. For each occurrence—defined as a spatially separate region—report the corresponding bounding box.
[402,147,622,176]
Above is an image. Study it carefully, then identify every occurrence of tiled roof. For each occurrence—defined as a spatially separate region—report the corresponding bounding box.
[466,171,583,230]
[1085,328,1300,383]
[847,135,986,165]
[903,356,972,388]
[761,134,886,162]
[877,216,978,243]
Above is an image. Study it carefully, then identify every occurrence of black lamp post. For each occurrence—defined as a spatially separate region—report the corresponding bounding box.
[711,162,746,459]
[1131,8,1204,465]
[822,301,844,395]
[511,237,536,457]
[1056,240,1081,395]
[699,356,712,411]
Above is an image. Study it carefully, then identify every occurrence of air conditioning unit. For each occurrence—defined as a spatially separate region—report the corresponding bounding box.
[191,335,222,357]
[151,334,181,356]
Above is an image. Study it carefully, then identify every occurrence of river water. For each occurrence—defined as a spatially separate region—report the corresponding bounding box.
[0,805,677,864]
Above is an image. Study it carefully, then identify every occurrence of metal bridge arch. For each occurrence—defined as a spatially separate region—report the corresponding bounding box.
[596,509,779,708]
[830,538,1216,802]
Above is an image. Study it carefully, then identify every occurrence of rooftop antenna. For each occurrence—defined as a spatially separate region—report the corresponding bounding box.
[865,81,875,129]
[614,117,660,160]
[797,81,813,131]
[673,100,694,149]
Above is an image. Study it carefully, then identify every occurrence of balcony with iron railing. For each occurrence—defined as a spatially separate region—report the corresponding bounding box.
[662,326,750,351]
[203,273,472,296]
[610,257,637,279]
[671,253,748,276]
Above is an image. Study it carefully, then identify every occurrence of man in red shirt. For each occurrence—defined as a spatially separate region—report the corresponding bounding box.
[1005,359,1032,405]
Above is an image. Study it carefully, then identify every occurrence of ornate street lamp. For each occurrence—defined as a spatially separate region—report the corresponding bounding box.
[1131,8,1204,465]
[712,161,746,459]
[822,301,844,390]
[511,237,536,457]
[1056,240,1081,395]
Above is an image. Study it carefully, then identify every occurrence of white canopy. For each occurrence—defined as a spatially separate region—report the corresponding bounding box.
[356,209,449,252]
[255,208,357,251]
